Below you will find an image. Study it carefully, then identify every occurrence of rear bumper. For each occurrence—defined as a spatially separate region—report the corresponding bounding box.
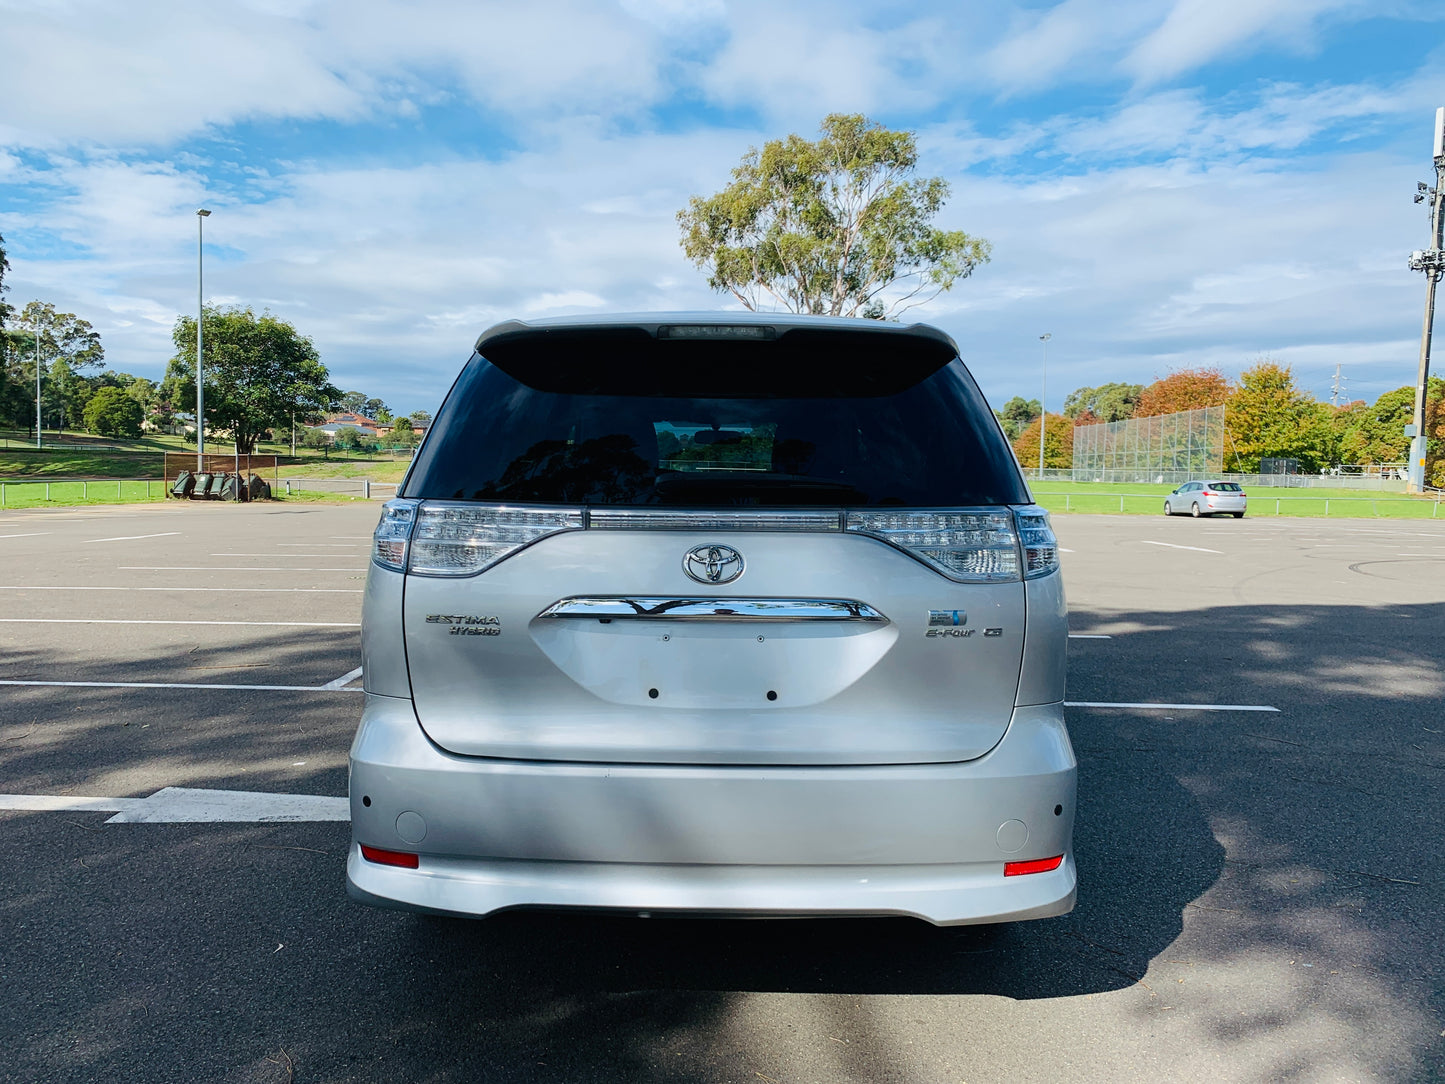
[347,693,1077,925]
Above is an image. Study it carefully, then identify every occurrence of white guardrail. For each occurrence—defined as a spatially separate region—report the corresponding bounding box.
[1040,492,1443,516]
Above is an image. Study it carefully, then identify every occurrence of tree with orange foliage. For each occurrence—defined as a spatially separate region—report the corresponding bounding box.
[1133,367,1231,418]
[1013,412,1073,469]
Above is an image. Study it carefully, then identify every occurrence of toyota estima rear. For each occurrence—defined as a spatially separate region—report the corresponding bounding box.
[348,314,1076,925]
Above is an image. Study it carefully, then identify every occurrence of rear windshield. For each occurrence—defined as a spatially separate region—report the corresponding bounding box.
[1209,482,1242,492]
[404,330,1028,508]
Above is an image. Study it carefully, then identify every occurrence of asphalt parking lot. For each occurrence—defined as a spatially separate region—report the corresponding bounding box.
[1,502,1442,1083]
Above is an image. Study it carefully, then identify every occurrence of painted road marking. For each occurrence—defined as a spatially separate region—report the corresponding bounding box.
[0,586,362,593]
[119,566,363,572]
[1139,541,1224,554]
[0,794,141,813]
[0,679,362,692]
[0,787,348,823]
[321,666,365,690]
[0,532,50,539]
[0,619,359,627]
[209,553,369,558]
[81,531,182,544]
[277,543,359,547]
[1066,701,1279,712]
[1067,634,1112,639]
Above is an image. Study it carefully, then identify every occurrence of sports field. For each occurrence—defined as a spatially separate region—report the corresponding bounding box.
[1030,480,1441,519]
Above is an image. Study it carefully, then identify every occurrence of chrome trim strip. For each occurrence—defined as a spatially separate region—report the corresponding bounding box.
[586,510,843,532]
[536,597,888,622]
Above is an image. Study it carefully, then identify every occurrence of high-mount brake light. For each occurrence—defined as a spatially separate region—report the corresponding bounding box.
[657,324,776,341]
[845,511,1020,582]
[372,499,419,572]
[1014,506,1061,579]
[407,503,584,577]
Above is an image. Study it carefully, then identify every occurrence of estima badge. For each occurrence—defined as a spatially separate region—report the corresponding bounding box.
[683,544,745,585]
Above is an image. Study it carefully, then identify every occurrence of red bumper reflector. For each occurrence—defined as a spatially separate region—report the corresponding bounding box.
[361,845,419,869]
[1004,854,1064,877]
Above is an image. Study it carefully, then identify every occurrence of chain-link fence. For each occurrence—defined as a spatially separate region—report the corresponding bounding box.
[1072,406,1226,481]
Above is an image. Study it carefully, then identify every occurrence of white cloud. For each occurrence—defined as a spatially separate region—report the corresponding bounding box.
[985,0,1164,91]
[1125,0,1362,84]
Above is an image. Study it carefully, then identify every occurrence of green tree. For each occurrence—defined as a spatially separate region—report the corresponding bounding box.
[165,306,339,454]
[333,425,364,451]
[678,113,991,318]
[1226,360,1331,472]
[1333,378,1445,482]
[409,409,432,428]
[12,301,105,433]
[389,416,417,445]
[301,427,331,458]
[82,385,144,438]
[1012,412,1073,469]
[1063,382,1143,423]
[0,232,11,328]
[996,396,1041,440]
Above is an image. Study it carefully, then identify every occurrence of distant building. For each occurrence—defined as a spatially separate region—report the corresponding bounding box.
[315,412,380,442]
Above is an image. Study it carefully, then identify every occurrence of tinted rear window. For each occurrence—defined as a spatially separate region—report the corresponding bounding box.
[1210,482,1242,492]
[405,331,1028,507]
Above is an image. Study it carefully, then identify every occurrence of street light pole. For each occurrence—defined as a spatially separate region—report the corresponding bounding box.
[1407,107,1445,493]
[196,208,211,473]
[34,329,42,449]
[1038,333,1052,480]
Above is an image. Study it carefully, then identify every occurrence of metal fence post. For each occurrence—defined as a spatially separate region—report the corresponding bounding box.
[45,482,50,501]
[1325,499,1329,517]
[82,481,87,499]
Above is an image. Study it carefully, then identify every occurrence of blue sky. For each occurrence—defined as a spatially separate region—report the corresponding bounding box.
[1,0,1442,418]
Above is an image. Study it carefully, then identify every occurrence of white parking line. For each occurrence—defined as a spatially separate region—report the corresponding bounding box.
[0,532,49,540]
[0,679,363,692]
[0,787,348,823]
[0,794,142,813]
[278,543,360,547]
[119,566,363,572]
[210,553,367,558]
[1138,541,1224,554]
[1066,701,1279,712]
[81,531,181,544]
[1067,634,1112,639]
[0,619,359,627]
[0,585,362,593]
[322,666,365,689]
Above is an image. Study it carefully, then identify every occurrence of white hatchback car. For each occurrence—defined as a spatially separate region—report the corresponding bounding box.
[347,313,1076,926]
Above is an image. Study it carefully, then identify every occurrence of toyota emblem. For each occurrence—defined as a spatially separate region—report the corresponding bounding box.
[683,543,744,585]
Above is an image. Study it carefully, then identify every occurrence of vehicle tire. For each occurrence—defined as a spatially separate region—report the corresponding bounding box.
[1191,502,1201,518]
[1164,501,1173,516]
[1232,511,1244,519]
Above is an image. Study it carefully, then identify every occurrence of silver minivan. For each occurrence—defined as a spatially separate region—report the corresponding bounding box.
[347,313,1076,925]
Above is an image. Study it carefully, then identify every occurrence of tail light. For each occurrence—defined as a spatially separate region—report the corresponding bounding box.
[372,499,419,571]
[845,511,1019,582]
[373,500,1062,582]
[1014,507,1060,579]
[408,504,583,576]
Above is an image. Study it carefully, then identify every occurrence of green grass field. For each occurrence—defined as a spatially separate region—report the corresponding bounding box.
[1031,481,1442,519]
